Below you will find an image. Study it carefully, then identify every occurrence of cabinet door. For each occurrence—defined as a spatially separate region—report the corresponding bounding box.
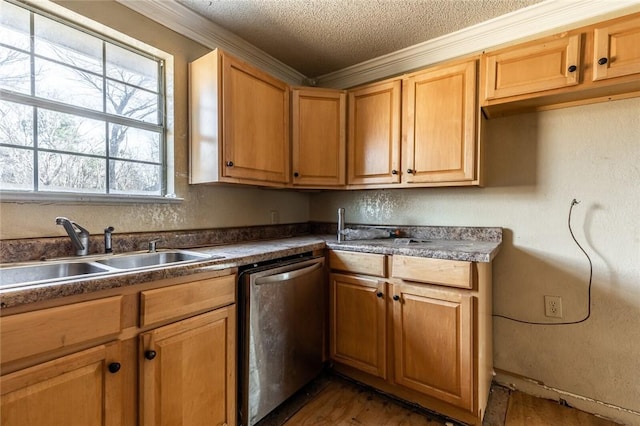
[292,88,346,187]
[403,60,477,183]
[140,305,236,426]
[483,34,581,100]
[347,80,401,185]
[221,53,290,184]
[593,15,640,81]
[330,273,387,379]
[391,283,473,411]
[1,343,122,426]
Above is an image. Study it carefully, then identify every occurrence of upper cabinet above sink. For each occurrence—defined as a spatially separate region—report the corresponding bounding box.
[189,49,290,187]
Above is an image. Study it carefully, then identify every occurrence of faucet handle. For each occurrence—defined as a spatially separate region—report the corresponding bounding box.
[148,239,163,253]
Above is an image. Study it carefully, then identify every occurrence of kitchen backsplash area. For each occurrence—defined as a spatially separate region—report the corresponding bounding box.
[1,222,503,264]
[0,223,310,264]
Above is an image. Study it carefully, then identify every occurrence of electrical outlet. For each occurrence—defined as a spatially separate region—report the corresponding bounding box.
[544,295,563,318]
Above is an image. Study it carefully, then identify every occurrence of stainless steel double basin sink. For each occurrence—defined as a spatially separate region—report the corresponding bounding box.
[0,250,223,289]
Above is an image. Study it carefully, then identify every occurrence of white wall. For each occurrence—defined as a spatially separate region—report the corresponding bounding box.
[310,97,640,423]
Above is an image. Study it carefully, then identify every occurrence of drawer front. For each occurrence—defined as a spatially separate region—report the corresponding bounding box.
[391,255,472,289]
[329,250,386,277]
[1,296,123,365]
[140,274,236,327]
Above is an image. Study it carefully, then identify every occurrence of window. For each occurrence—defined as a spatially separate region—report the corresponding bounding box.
[0,0,170,199]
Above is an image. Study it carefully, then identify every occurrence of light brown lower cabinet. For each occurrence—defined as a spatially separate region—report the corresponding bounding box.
[1,343,123,426]
[328,250,492,426]
[139,305,236,426]
[0,271,237,426]
[391,282,473,411]
[330,273,387,379]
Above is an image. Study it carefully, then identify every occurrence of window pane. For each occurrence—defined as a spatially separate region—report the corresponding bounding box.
[38,109,106,155]
[109,160,161,195]
[0,146,34,190]
[34,14,102,74]
[35,58,103,111]
[106,43,158,92]
[0,46,31,94]
[108,124,159,162]
[0,1,31,51]
[38,151,106,193]
[0,100,33,147]
[106,80,158,124]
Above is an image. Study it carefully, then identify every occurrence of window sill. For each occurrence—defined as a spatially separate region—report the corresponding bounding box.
[0,191,184,205]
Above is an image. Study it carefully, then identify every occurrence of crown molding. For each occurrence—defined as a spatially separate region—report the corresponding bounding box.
[316,0,640,89]
[116,0,640,89]
[115,0,306,85]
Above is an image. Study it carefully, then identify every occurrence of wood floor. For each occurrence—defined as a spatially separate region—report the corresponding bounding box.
[256,373,620,426]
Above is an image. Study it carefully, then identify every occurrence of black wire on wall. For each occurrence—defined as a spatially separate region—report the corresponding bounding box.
[493,199,593,326]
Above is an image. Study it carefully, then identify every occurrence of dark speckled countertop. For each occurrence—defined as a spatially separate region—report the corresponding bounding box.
[326,237,501,263]
[0,227,501,309]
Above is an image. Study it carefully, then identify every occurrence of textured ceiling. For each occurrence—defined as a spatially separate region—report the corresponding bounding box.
[177,0,543,78]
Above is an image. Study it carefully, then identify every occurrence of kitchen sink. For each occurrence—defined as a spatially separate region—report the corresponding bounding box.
[0,250,224,289]
[0,262,112,288]
[94,250,217,270]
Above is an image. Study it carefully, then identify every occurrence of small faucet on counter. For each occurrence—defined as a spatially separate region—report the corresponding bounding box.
[55,217,90,256]
[148,239,162,253]
[337,207,345,242]
[104,226,114,254]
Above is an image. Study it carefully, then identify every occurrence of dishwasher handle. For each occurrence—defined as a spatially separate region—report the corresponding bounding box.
[254,261,323,285]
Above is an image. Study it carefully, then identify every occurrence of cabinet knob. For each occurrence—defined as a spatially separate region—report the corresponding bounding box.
[391,169,398,175]
[144,350,157,360]
[393,295,400,301]
[567,65,577,73]
[107,362,121,374]
[294,172,299,177]
[226,161,234,167]
[376,292,383,298]
[407,169,414,174]
[598,57,608,65]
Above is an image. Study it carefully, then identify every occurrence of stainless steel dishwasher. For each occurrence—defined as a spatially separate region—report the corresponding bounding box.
[238,255,325,426]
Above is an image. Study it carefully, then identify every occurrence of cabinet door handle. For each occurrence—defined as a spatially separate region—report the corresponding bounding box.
[376,292,383,298]
[567,65,577,73]
[107,362,121,374]
[391,169,398,175]
[226,161,234,167]
[393,295,400,301]
[144,350,157,360]
[294,172,299,177]
[598,57,608,65]
[406,169,414,174]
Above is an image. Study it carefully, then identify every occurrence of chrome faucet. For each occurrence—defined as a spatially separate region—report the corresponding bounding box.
[148,239,162,253]
[337,208,345,242]
[55,217,90,256]
[104,226,114,254]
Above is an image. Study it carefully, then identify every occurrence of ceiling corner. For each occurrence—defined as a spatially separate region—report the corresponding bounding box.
[316,0,640,89]
[115,0,307,85]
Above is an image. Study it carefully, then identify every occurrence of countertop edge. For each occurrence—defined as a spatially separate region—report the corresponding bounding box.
[1,235,501,309]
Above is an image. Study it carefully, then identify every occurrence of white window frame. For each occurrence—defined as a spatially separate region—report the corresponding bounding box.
[0,0,178,204]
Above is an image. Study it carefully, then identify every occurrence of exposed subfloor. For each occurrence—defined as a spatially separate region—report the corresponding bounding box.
[254,372,620,426]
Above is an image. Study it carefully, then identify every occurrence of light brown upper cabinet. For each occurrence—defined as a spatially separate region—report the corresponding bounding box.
[347,79,402,186]
[403,59,479,184]
[291,87,346,187]
[481,12,640,117]
[593,14,640,81]
[482,34,582,101]
[190,49,290,187]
